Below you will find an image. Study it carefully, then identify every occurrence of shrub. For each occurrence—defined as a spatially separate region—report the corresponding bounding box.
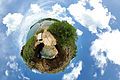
[48,21,77,47]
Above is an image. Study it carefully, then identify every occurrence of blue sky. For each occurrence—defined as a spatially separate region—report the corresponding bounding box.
[0,0,120,80]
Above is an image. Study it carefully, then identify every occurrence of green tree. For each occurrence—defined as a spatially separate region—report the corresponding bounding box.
[48,21,77,47]
[21,36,35,64]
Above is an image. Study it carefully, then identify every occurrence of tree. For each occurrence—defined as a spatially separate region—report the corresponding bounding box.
[48,21,77,47]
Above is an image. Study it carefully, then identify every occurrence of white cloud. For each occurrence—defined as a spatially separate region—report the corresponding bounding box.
[30,4,41,14]
[48,3,66,16]
[9,56,16,61]
[90,30,120,70]
[93,73,97,77]
[47,4,75,25]
[68,0,115,33]
[67,62,75,69]
[20,73,30,80]
[32,69,41,74]
[101,69,104,75]
[69,63,75,68]
[62,16,75,25]
[118,72,120,80]
[63,61,82,80]
[76,29,83,36]
[5,70,9,76]
[6,56,18,71]
[4,56,30,80]
[2,13,24,36]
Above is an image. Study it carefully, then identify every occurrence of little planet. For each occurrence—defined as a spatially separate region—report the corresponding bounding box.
[21,18,78,73]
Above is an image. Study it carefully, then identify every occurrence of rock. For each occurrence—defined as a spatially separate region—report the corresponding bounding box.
[34,29,58,59]
[42,29,56,46]
[41,45,58,59]
[34,33,43,47]
[35,29,57,47]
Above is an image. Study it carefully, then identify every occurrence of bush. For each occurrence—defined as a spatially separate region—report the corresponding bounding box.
[48,21,77,47]
[21,36,35,64]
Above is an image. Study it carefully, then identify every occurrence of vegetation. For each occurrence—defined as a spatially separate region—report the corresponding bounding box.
[48,21,77,46]
[48,21,77,56]
[21,36,35,65]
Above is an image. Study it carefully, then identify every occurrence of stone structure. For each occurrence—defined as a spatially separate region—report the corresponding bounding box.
[42,29,56,46]
[35,29,58,59]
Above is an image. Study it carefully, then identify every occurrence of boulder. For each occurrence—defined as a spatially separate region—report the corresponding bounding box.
[42,29,56,46]
[41,45,58,59]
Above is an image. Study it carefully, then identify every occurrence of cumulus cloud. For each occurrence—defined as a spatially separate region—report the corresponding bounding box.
[6,56,19,71]
[5,70,9,76]
[76,29,83,36]
[67,63,75,69]
[93,73,97,78]
[68,0,115,33]
[48,3,66,15]
[62,16,75,25]
[19,73,30,80]
[2,13,24,36]
[30,4,41,14]
[47,3,75,25]
[32,69,41,74]
[3,55,30,79]
[63,61,82,80]
[118,72,120,80]
[90,30,120,74]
